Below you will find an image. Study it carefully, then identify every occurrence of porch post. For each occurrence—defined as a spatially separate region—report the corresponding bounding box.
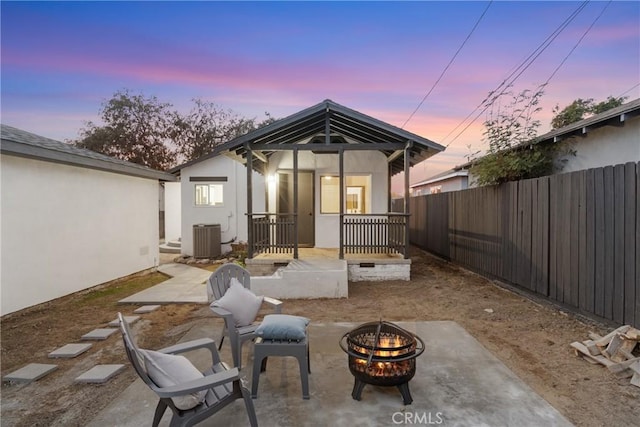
[403,142,412,259]
[246,145,254,259]
[339,147,345,260]
[388,162,393,212]
[293,147,299,259]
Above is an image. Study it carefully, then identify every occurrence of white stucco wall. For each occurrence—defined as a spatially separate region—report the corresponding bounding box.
[180,155,265,255]
[1,154,160,316]
[559,115,640,173]
[164,181,182,242]
[266,150,389,248]
[468,116,640,188]
[412,176,468,195]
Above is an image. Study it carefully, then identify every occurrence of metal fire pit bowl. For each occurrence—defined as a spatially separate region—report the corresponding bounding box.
[339,320,425,405]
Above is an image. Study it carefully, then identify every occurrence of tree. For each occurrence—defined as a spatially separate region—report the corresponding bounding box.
[75,90,176,170]
[551,95,627,129]
[472,86,563,186]
[171,100,276,162]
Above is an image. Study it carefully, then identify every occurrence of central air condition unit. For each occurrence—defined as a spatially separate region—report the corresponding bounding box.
[193,224,221,259]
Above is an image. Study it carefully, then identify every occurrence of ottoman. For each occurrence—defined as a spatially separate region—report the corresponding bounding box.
[250,315,310,399]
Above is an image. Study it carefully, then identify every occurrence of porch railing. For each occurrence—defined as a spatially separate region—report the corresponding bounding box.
[248,213,296,257]
[341,213,410,258]
[248,212,410,259]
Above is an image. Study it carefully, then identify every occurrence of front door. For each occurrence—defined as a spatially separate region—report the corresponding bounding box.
[278,171,314,247]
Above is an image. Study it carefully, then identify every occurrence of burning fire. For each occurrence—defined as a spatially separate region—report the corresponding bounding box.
[351,334,411,377]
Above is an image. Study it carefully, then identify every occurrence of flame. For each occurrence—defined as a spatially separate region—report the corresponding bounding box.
[376,335,402,357]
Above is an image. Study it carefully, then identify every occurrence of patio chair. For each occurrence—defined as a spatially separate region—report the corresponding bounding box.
[206,263,283,370]
[117,312,258,427]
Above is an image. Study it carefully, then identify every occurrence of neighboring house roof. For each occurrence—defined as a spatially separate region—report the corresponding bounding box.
[454,97,640,170]
[1,124,176,181]
[410,169,469,188]
[170,99,445,176]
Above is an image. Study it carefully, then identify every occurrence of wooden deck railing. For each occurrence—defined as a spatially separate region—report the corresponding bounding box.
[248,213,296,257]
[341,213,410,258]
[248,212,410,259]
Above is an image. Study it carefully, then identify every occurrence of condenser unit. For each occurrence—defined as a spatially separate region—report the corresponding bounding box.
[193,224,221,258]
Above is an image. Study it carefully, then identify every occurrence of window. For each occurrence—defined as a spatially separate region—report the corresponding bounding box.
[195,183,224,206]
[320,175,370,214]
[320,176,340,213]
[429,185,442,194]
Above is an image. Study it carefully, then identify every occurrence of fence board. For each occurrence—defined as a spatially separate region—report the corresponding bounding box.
[569,172,580,308]
[623,162,636,325]
[584,169,596,313]
[577,171,588,312]
[549,175,559,301]
[603,166,615,320]
[538,177,550,296]
[522,180,534,290]
[594,168,606,317]
[613,164,625,323]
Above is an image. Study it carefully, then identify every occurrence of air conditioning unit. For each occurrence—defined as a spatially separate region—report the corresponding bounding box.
[193,224,221,258]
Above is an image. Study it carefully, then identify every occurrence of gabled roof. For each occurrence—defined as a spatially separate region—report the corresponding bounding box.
[171,99,445,176]
[1,124,176,181]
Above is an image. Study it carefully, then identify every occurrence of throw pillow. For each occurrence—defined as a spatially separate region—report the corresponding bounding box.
[212,277,263,327]
[141,349,207,410]
[255,314,310,341]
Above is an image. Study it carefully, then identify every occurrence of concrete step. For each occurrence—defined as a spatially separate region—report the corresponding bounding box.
[251,259,348,299]
[159,243,181,254]
[167,239,181,248]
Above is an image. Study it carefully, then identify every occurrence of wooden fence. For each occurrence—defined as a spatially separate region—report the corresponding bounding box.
[401,162,639,328]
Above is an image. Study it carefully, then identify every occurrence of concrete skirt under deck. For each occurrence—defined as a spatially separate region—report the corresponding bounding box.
[249,259,349,299]
[246,251,411,299]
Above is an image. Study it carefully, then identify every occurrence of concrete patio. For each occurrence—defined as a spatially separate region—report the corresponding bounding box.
[88,320,572,426]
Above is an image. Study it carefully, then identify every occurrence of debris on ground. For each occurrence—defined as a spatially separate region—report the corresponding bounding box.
[570,325,640,388]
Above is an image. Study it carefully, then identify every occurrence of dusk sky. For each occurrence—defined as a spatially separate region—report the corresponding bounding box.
[2,1,639,185]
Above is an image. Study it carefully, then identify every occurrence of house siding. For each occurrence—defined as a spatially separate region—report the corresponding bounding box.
[412,176,468,195]
[559,114,640,173]
[266,150,389,248]
[1,154,160,316]
[179,155,265,256]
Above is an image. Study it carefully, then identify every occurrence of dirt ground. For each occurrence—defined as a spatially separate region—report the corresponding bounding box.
[1,247,638,426]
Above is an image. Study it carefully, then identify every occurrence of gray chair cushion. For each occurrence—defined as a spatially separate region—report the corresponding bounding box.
[255,314,310,341]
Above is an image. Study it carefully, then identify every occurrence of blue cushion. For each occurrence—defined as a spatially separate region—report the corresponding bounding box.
[255,314,310,341]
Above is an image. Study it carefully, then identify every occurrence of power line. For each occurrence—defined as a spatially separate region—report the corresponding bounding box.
[401,1,493,129]
[440,1,590,148]
[618,83,640,98]
[543,0,612,86]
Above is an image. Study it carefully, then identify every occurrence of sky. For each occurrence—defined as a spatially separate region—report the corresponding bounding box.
[2,1,639,188]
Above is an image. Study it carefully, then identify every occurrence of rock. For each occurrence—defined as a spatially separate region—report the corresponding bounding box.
[484,308,494,314]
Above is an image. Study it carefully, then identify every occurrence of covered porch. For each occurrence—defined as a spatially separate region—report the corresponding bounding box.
[215,99,445,265]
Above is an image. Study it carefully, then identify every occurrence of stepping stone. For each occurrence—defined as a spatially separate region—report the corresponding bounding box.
[3,363,58,383]
[48,343,92,358]
[81,328,118,341]
[108,315,140,327]
[134,305,161,314]
[74,364,125,384]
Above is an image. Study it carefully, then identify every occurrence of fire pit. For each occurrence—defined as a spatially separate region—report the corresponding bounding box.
[339,320,425,405]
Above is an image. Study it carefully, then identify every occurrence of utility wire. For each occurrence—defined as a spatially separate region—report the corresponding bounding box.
[618,83,639,98]
[441,1,590,148]
[543,0,612,86]
[401,1,493,129]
